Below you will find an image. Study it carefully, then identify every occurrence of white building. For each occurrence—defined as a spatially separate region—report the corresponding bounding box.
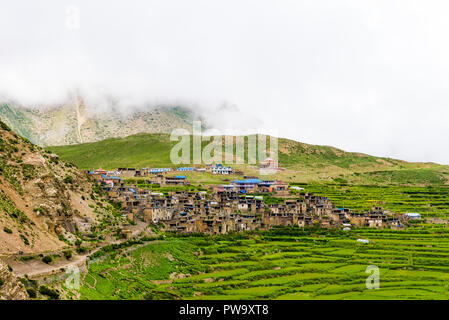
[212,164,234,175]
[405,212,422,220]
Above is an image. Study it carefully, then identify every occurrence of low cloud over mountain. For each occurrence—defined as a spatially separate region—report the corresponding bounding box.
[2,1,449,163]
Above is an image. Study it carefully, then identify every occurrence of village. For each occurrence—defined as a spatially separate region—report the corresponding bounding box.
[88,161,419,238]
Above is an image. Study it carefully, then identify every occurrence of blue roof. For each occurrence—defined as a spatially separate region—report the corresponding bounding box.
[150,168,171,172]
[259,181,275,186]
[102,174,108,178]
[233,179,261,184]
[175,175,186,179]
[129,188,136,193]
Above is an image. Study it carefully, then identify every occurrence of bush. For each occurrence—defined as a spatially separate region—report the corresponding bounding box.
[38,286,59,299]
[3,226,12,234]
[42,256,52,264]
[64,175,73,184]
[20,235,29,246]
[26,288,37,298]
[63,250,72,260]
[76,247,87,254]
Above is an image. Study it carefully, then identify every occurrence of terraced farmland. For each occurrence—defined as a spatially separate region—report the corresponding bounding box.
[295,183,449,218]
[76,226,449,300]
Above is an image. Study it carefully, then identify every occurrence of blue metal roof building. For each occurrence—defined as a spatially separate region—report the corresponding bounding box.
[232,179,262,184]
[150,168,172,173]
[177,167,195,171]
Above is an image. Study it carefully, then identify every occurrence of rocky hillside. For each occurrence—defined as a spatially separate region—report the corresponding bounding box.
[0,120,113,255]
[0,101,200,147]
[0,260,28,300]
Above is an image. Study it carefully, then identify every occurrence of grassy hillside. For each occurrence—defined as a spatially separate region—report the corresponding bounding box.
[48,133,449,185]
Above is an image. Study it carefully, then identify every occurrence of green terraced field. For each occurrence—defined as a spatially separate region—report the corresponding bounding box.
[74,226,449,300]
[294,183,449,217]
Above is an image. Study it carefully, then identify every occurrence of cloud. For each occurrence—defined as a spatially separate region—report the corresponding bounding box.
[1,0,449,163]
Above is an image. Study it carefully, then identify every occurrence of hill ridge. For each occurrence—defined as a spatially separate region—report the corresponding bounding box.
[48,132,449,185]
[0,102,199,147]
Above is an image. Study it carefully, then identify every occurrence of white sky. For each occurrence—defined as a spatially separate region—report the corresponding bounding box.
[1,0,449,163]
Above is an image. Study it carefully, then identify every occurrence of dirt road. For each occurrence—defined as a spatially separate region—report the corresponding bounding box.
[5,221,150,279]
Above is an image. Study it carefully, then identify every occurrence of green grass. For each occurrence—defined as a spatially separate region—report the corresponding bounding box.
[353,169,447,185]
[293,183,449,217]
[48,133,449,186]
[75,226,449,300]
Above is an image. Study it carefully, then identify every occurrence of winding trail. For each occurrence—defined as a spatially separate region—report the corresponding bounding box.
[5,221,149,279]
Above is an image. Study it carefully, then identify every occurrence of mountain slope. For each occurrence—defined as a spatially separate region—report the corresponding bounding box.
[0,260,28,300]
[48,133,449,185]
[0,102,200,147]
[0,120,108,254]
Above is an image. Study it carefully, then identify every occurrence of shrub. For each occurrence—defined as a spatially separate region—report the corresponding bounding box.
[38,286,59,300]
[42,256,52,264]
[63,250,72,260]
[3,226,12,234]
[64,175,73,184]
[76,247,86,254]
[20,235,29,246]
[26,288,37,298]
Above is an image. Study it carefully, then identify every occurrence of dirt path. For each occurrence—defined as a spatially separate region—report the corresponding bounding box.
[5,221,150,279]
[7,253,86,278]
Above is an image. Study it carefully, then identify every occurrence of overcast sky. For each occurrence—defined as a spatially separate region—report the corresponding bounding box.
[1,0,449,163]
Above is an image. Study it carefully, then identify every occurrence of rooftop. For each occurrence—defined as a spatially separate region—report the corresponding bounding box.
[233,179,262,184]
